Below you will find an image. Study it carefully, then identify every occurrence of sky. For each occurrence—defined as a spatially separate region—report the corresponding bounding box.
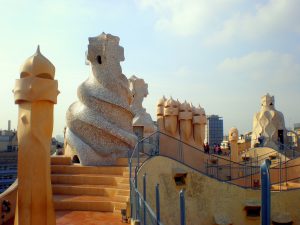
[0,0,299,138]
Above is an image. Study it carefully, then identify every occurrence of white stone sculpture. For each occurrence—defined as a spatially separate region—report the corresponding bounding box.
[251,94,286,149]
[129,75,156,137]
[65,33,137,165]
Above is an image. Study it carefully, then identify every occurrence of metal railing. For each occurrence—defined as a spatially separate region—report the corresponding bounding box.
[276,141,300,158]
[128,132,300,224]
[130,131,300,191]
[130,171,187,225]
[129,132,190,225]
[129,132,300,222]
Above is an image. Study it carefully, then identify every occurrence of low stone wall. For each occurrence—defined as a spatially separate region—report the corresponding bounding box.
[137,156,300,225]
[0,180,17,224]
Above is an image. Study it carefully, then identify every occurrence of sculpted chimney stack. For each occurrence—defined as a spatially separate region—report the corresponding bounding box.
[13,46,58,225]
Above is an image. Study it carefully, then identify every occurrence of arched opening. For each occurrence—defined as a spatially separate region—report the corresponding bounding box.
[96,55,102,64]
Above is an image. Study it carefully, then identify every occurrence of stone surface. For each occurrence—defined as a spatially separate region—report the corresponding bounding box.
[229,127,238,142]
[157,96,206,149]
[65,33,137,165]
[138,156,300,225]
[229,127,239,162]
[13,46,58,225]
[214,213,232,225]
[56,211,124,225]
[128,75,156,137]
[272,212,292,223]
[251,94,286,149]
[0,181,17,224]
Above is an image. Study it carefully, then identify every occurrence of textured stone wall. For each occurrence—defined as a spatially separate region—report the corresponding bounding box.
[138,156,300,225]
[65,33,137,165]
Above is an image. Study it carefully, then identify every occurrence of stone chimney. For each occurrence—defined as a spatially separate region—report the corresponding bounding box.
[8,120,11,131]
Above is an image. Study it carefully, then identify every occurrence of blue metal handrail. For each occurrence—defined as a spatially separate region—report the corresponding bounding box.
[261,159,271,225]
[179,190,186,225]
[130,175,164,225]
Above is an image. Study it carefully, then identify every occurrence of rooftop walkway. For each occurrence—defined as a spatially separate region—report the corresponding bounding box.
[56,211,124,225]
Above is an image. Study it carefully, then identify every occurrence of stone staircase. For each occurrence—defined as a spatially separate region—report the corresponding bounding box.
[51,156,130,214]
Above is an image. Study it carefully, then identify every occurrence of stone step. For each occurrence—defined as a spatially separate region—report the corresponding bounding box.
[51,157,130,215]
[115,158,129,166]
[51,174,129,186]
[52,184,129,197]
[123,171,130,177]
[51,164,128,176]
[53,194,127,212]
[51,156,72,165]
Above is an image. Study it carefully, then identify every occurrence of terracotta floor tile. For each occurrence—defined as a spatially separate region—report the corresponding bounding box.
[56,211,127,225]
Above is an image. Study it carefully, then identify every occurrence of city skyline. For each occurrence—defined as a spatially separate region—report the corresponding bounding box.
[0,0,299,136]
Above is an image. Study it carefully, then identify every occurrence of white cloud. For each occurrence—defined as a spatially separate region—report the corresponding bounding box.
[138,0,300,44]
[218,51,300,84]
[174,66,191,77]
[138,0,241,37]
[206,0,300,45]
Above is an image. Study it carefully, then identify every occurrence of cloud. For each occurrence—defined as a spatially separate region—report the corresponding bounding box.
[138,0,300,45]
[137,0,241,37]
[174,66,192,77]
[206,0,300,45]
[218,51,300,85]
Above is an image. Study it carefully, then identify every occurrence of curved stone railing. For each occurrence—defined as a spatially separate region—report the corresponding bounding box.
[130,131,300,190]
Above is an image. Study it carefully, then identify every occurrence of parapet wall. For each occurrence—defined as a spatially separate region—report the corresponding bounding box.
[137,156,300,225]
[0,181,17,224]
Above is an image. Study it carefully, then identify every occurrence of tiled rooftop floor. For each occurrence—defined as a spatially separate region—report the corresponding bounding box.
[56,211,126,225]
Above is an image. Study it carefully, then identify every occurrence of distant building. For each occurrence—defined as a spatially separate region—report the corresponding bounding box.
[0,121,18,152]
[206,115,223,146]
[0,132,18,152]
[0,121,18,193]
[0,151,17,193]
[294,123,300,135]
[286,123,300,147]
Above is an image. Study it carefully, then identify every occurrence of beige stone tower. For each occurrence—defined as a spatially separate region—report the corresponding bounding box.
[229,127,239,162]
[163,97,180,138]
[13,46,58,225]
[157,96,166,132]
[179,101,193,144]
[192,105,207,149]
